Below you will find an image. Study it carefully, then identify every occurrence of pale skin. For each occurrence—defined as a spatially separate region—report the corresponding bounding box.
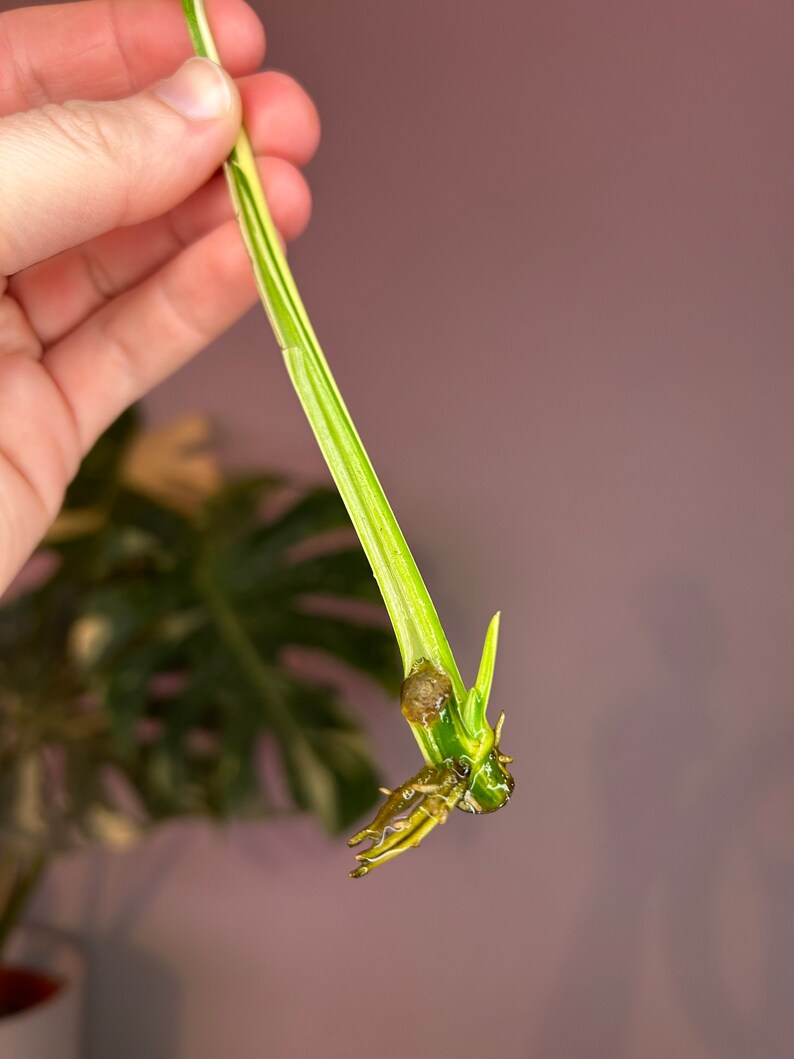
[0,0,320,595]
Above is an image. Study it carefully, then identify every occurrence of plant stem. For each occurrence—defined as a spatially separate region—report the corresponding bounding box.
[0,850,47,963]
[180,0,462,698]
[180,1,515,868]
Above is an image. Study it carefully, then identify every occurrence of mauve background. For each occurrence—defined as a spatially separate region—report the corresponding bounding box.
[5,0,794,1056]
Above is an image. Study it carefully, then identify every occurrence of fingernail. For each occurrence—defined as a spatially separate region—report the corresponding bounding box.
[154,57,233,121]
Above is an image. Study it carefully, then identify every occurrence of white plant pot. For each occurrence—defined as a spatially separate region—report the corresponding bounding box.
[0,925,85,1059]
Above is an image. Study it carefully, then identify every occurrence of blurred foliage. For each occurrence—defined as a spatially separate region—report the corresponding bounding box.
[0,408,399,949]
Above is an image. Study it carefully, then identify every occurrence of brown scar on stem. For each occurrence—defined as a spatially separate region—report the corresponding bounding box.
[399,661,453,727]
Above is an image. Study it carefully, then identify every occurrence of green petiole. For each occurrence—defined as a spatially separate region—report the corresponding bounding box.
[181,0,514,876]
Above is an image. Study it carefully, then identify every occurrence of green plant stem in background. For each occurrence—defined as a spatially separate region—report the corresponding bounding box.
[181,0,515,875]
[0,850,46,957]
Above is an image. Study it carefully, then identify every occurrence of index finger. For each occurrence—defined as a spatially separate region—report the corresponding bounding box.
[0,0,266,115]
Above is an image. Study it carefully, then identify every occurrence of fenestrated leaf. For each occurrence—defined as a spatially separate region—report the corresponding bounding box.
[239,488,352,559]
[1,398,396,902]
[107,489,194,553]
[71,578,196,673]
[245,548,381,604]
[246,608,400,692]
[274,677,380,833]
[61,408,138,511]
[102,640,175,748]
[202,474,282,543]
[91,525,174,578]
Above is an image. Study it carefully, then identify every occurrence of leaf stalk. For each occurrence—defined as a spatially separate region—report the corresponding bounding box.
[181,0,515,874]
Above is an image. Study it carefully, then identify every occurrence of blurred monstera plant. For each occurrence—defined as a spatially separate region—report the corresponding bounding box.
[0,407,398,956]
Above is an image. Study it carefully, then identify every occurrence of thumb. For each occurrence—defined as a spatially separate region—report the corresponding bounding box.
[0,57,241,275]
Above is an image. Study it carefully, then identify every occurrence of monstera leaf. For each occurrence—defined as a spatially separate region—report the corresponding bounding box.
[1,409,400,868]
[67,472,398,832]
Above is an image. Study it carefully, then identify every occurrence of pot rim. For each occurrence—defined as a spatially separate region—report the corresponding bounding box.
[0,924,85,1025]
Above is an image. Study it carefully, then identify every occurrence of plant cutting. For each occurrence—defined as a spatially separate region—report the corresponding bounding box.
[181,0,516,876]
[0,405,397,1008]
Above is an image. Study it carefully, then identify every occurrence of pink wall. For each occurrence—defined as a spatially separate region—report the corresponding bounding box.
[10,0,794,1055]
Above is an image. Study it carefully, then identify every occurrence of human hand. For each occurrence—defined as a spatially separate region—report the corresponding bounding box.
[0,0,319,594]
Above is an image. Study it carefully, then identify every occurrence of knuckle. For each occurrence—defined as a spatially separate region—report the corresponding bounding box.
[261,71,321,160]
[97,316,146,408]
[0,357,77,522]
[265,158,312,239]
[37,101,117,161]
[32,101,131,228]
